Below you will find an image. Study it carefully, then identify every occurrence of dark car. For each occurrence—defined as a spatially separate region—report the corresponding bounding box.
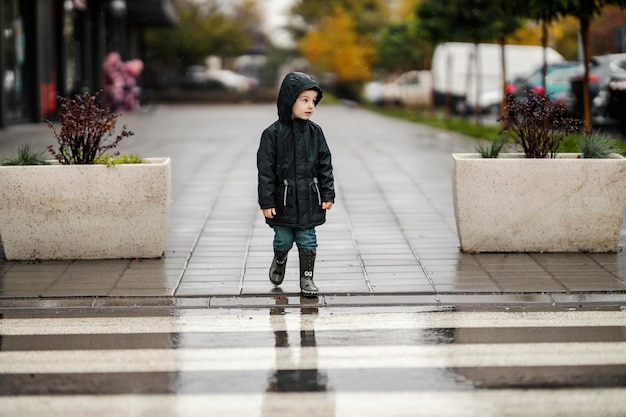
[568,53,626,124]
[509,61,582,99]
[606,60,626,124]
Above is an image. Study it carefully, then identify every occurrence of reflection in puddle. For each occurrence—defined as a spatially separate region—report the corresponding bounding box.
[262,295,336,416]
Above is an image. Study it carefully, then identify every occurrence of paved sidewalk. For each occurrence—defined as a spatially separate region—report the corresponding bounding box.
[1,104,626,309]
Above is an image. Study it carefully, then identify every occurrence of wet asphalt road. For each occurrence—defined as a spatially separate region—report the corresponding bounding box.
[1,306,626,416]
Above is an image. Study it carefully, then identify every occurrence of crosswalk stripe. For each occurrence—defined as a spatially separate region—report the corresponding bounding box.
[2,310,625,335]
[2,309,625,417]
[1,390,626,417]
[3,325,623,351]
[2,342,626,374]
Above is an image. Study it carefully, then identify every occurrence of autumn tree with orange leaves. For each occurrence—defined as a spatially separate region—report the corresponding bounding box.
[299,6,376,99]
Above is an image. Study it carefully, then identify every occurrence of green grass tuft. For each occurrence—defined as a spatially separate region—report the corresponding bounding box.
[1,144,50,166]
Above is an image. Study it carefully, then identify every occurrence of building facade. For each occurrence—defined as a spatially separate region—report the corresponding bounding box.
[0,0,176,128]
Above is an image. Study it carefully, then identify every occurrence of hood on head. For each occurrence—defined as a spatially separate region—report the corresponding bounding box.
[277,72,323,123]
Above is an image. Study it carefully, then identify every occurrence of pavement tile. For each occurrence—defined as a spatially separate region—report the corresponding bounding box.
[550,273,620,281]
[108,288,175,297]
[434,283,502,292]
[371,284,435,293]
[119,270,182,280]
[179,274,241,283]
[490,273,556,281]
[428,271,492,280]
[473,253,539,265]
[366,272,429,280]
[429,277,496,285]
[422,263,484,273]
[113,279,180,289]
[4,261,70,272]
[540,263,608,271]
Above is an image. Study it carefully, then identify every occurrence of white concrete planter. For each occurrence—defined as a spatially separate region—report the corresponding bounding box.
[0,158,171,260]
[452,153,626,253]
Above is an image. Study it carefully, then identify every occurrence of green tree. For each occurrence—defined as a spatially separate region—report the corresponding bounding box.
[143,0,253,73]
[376,21,432,72]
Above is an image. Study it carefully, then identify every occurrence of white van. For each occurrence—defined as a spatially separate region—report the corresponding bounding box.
[431,42,565,113]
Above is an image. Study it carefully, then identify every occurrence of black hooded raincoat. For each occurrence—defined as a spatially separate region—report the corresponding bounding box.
[257,72,335,229]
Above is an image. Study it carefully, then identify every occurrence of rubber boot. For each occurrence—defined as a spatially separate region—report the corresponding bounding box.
[299,249,319,297]
[269,251,288,286]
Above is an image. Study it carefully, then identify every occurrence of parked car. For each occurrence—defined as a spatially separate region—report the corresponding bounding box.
[180,65,258,92]
[181,65,210,88]
[478,62,582,116]
[363,81,384,105]
[432,42,564,114]
[382,70,432,107]
[568,53,626,124]
[207,69,258,92]
[510,62,582,97]
[605,59,626,125]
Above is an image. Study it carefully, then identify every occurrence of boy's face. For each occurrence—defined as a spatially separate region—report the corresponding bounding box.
[291,90,318,120]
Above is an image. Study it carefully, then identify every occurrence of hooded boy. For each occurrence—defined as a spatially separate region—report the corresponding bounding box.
[257,72,335,297]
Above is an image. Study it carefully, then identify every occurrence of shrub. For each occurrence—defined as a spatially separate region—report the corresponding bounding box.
[501,92,582,158]
[47,91,134,164]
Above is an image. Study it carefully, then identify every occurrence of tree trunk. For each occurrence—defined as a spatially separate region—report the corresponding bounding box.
[541,21,548,94]
[499,35,508,128]
[445,51,453,119]
[464,46,474,117]
[474,42,482,126]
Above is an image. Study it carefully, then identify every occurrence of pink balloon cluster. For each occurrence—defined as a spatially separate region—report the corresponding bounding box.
[102,52,144,112]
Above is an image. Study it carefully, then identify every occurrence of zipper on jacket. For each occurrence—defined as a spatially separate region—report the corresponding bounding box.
[283,179,289,207]
[313,177,321,206]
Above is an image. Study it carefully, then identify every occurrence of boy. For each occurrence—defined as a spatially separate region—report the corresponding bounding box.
[257,72,335,297]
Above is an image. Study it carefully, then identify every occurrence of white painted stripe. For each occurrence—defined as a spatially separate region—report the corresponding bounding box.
[2,342,625,374]
[1,390,625,417]
[1,310,625,336]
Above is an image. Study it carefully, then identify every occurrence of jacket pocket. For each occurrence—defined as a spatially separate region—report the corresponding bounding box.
[276,179,290,209]
[311,177,322,206]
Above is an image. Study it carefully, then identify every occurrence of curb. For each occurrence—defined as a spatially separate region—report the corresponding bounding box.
[1,292,625,311]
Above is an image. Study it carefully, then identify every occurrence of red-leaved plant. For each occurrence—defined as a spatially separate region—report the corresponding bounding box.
[501,91,582,158]
[47,92,134,164]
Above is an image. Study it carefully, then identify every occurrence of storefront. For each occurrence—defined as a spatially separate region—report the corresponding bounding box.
[1,0,33,125]
[0,0,176,128]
